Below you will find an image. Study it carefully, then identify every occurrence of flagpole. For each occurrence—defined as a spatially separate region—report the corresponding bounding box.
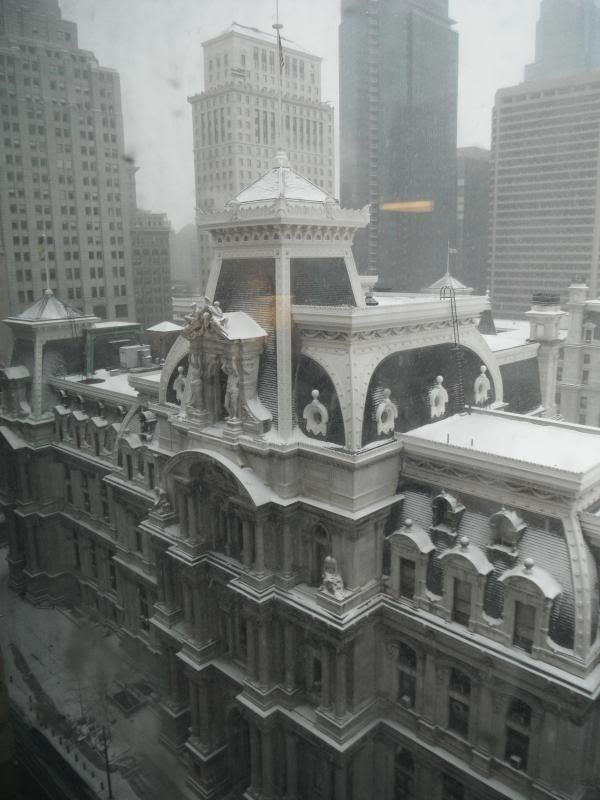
[273,0,284,152]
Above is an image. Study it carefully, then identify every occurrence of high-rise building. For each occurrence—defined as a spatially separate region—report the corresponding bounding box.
[0,0,135,320]
[189,23,335,291]
[339,0,458,290]
[489,70,600,316]
[456,147,489,294]
[126,165,172,330]
[525,0,600,82]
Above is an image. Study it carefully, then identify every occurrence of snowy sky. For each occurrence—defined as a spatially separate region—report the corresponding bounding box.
[59,0,542,230]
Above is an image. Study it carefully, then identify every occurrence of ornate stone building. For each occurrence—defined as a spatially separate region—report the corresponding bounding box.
[1,154,598,799]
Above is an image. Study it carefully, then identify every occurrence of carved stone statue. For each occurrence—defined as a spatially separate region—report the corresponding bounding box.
[474,365,491,407]
[173,365,186,405]
[429,376,448,420]
[223,363,240,419]
[152,487,172,514]
[182,297,225,340]
[189,351,204,411]
[376,388,398,435]
[303,389,328,437]
[321,555,345,600]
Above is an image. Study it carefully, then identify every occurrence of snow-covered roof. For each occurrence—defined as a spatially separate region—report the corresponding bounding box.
[62,369,138,397]
[93,320,139,330]
[499,560,561,599]
[424,270,472,294]
[146,321,183,333]
[406,409,600,474]
[216,311,266,340]
[16,289,82,321]
[232,151,336,205]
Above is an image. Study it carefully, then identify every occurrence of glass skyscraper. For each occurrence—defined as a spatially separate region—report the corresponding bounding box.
[339,0,458,291]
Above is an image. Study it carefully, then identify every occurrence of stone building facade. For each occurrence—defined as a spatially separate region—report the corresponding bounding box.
[1,156,599,800]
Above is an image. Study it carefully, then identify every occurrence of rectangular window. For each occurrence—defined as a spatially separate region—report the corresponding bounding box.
[505,727,529,771]
[452,578,471,626]
[109,556,117,591]
[73,532,81,568]
[90,541,98,579]
[139,587,149,630]
[126,454,133,480]
[513,601,535,653]
[442,775,464,800]
[399,557,416,599]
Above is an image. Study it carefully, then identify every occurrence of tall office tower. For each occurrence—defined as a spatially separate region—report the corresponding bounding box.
[489,71,600,316]
[525,0,600,82]
[189,23,335,291]
[339,0,458,290]
[0,0,135,320]
[456,147,489,294]
[127,165,172,330]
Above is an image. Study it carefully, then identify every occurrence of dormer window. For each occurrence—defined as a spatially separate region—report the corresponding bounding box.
[430,492,465,545]
[513,601,535,652]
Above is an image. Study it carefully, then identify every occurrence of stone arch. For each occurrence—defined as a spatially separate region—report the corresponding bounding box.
[362,342,502,444]
[161,448,273,510]
[294,355,345,445]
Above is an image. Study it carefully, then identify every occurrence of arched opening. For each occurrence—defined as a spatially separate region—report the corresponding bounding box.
[362,344,496,444]
[294,355,345,445]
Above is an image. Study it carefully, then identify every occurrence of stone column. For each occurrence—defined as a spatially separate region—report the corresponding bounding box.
[249,726,262,794]
[258,620,270,687]
[168,649,182,706]
[285,731,298,800]
[254,518,265,575]
[179,491,189,538]
[182,582,193,633]
[321,644,331,709]
[247,619,258,682]
[192,587,205,641]
[197,677,211,749]
[242,518,253,569]
[189,681,199,736]
[334,647,347,718]
[422,652,437,724]
[187,494,198,541]
[320,757,332,800]
[164,560,175,608]
[334,762,347,800]
[282,517,294,576]
[261,728,275,800]
[275,248,293,440]
[284,625,296,691]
